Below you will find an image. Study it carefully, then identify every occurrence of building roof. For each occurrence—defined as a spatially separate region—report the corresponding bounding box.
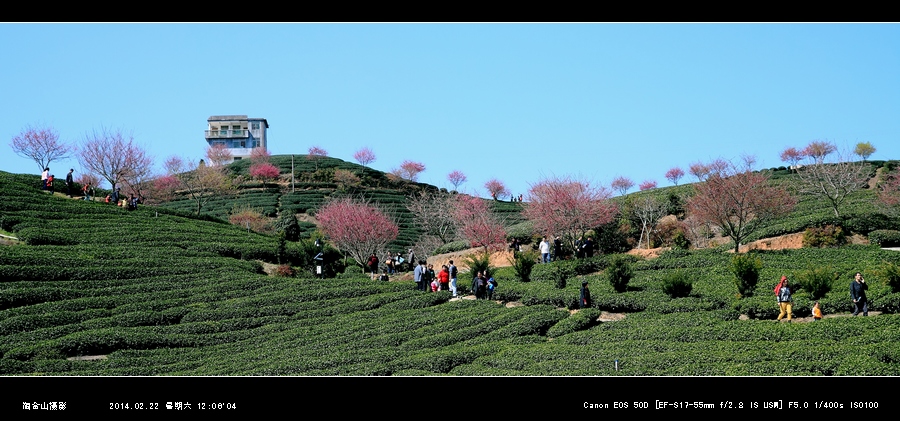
[208,115,248,121]
[208,115,268,127]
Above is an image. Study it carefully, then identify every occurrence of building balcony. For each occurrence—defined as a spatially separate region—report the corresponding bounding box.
[205,130,249,139]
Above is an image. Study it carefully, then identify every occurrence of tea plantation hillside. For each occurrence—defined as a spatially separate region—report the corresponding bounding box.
[3,169,900,376]
[156,155,528,253]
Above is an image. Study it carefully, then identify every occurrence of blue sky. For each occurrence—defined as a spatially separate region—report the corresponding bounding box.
[2,23,898,197]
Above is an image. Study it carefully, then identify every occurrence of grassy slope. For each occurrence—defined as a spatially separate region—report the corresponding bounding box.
[2,164,900,376]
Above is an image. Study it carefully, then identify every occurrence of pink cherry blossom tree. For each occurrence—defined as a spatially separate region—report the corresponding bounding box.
[689,162,710,182]
[524,177,618,251]
[779,147,806,170]
[687,158,796,253]
[250,147,271,164]
[453,194,507,251]
[611,176,634,196]
[206,144,233,167]
[353,147,376,166]
[250,162,281,185]
[639,180,657,191]
[10,124,70,172]
[316,197,399,271]
[447,170,467,191]
[803,140,837,164]
[392,160,426,182]
[665,167,685,186]
[307,146,328,171]
[484,178,510,201]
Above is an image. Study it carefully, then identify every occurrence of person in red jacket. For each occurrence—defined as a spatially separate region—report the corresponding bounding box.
[438,265,450,291]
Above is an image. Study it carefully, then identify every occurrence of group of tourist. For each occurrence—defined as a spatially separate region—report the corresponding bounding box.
[536,235,592,263]
[42,167,143,210]
[414,260,458,294]
[774,272,868,321]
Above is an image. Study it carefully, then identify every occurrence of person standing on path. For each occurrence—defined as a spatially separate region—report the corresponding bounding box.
[414,260,426,291]
[777,278,793,322]
[539,237,551,263]
[580,281,591,309]
[438,265,450,291]
[553,236,563,261]
[367,253,379,280]
[448,260,458,297]
[851,272,869,316]
[65,169,74,197]
[41,167,49,190]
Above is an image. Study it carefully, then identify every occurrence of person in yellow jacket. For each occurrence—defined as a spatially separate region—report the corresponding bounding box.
[812,301,823,321]
[776,277,793,322]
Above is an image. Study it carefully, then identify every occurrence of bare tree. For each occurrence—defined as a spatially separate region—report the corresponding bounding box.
[118,146,155,199]
[796,149,870,218]
[10,124,70,172]
[687,158,796,253]
[78,127,151,190]
[165,155,234,215]
[406,191,459,245]
[611,176,634,196]
[632,194,668,249]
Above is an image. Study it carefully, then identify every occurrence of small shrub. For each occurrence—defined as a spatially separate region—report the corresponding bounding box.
[228,204,271,234]
[672,230,690,250]
[463,251,493,279]
[273,212,301,242]
[607,256,633,293]
[553,264,574,289]
[802,225,846,248]
[662,271,693,298]
[795,266,835,300]
[882,261,900,293]
[731,254,761,298]
[509,250,539,282]
[275,264,296,277]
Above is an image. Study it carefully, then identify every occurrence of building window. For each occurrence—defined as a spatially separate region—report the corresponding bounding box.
[251,122,260,130]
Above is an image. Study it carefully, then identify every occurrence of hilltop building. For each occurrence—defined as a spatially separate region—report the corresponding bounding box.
[204,115,269,161]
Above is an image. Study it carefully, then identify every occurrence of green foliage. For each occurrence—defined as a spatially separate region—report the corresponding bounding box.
[8,167,900,376]
[552,264,574,289]
[882,261,900,293]
[593,220,631,254]
[731,254,762,298]
[463,251,493,278]
[276,232,287,264]
[509,250,539,283]
[607,256,633,293]
[661,271,693,298]
[545,308,601,338]
[505,221,534,245]
[796,266,836,300]
[802,224,846,248]
[274,212,301,242]
[432,240,471,255]
[869,230,900,247]
[672,230,690,250]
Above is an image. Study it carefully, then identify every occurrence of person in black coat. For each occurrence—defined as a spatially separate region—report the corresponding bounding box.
[580,281,591,309]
